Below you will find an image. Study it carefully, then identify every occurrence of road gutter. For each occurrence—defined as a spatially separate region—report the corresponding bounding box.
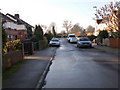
[35,57,53,90]
[35,48,57,90]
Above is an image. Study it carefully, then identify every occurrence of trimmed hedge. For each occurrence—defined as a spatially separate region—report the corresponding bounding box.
[39,37,48,50]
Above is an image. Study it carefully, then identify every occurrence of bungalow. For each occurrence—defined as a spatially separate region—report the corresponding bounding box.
[2,13,33,41]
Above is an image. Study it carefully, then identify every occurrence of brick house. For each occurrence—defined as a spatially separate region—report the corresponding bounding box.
[2,13,33,41]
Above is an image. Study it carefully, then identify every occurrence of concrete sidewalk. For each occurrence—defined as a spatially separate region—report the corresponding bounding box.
[2,47,57,89]
[93,44,120,58]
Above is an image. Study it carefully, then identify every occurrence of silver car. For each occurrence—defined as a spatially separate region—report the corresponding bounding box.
[49,38,60,47]
[69,37,77,43]
[77,37,92,48]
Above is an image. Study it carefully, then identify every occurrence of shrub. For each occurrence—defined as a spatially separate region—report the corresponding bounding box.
[39,37,48,49]
[88,35,97,41]
[111,31,120,38]
[98,30,109,43]
[3,39,22,53]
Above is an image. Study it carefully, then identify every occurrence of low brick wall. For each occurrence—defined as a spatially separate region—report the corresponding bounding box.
[2,50,24,71]
[109,38,120,48]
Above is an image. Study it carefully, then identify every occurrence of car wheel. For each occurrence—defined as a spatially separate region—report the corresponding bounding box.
[89,45,92,48]
[77,44,78,47]
[77,44,80,48]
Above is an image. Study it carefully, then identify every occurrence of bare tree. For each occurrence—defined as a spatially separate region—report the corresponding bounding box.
[95,1,120,31]
[60,30,66,34]
[69,23,84,34]
[86,25,95,34]
[63,20,72,33]
[41,25,47,30]
[49,22,57,36]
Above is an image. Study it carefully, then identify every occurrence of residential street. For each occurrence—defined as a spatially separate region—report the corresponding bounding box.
[1,0,120,89]
[43,38,119,88]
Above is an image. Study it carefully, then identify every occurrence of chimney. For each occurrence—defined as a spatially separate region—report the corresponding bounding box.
[15,14,19,18]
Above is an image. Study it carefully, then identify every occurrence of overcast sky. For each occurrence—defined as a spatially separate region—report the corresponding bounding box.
[0,0,118,32]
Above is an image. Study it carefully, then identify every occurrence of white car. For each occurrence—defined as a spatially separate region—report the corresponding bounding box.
[67,34,77,43]
[77,37,92,48]
[49,38,60,47]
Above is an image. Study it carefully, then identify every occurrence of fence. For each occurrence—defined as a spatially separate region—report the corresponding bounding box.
[109,38,120,48]
[23,40,34,55]
[97,38,120,48]
[102,38,109,46]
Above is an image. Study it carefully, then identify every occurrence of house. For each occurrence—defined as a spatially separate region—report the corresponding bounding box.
[94,8,120,36]
[2,13,34,41]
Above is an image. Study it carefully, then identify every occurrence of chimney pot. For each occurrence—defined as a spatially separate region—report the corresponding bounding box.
[15,14,19,18]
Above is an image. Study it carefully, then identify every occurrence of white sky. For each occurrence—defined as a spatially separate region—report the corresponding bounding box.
[0,0,118,33]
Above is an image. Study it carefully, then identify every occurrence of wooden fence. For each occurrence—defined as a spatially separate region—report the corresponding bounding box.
[109,38,120,48]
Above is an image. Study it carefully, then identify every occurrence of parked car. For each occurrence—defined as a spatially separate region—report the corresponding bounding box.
[67,34,77,43]
[76,36,81,40]
[49,38,60,47]
[77,37,92,48]
[69,37,77,43]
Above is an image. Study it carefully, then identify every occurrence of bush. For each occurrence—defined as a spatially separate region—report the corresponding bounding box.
[88,35,97,41]
[98,30,109,43]
[3,39,22,53]
[111,31,120,38]
[39,37,48,50]
[44,33,53,43]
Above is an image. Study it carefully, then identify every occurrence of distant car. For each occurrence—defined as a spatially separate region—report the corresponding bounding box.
[77,37,92,48]
[49,38,60,47]
[76,36,81,40]
[69,37,77,43]
[67,34,77,43]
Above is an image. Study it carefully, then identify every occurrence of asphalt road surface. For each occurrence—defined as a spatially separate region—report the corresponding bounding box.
[43,38,119,88]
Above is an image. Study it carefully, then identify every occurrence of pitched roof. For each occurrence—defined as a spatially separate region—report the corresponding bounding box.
[5,13,34,28]
[1,13,17,23]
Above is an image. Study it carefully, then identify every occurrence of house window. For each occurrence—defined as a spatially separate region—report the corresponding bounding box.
[7,35,10,38]
[7,35,12,41]
[15,35,17,40]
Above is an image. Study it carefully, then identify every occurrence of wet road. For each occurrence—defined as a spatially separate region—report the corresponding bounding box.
[43,38,119,88]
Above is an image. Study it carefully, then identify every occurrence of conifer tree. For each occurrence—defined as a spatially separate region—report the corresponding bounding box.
[52,26,56,37]
[34,25,44,41]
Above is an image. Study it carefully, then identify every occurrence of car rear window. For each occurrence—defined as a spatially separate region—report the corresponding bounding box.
[69,35,75,37]
[79,38,90,41]
[52,39,59,41]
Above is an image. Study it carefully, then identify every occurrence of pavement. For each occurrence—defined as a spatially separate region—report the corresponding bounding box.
[2,47,57,89]
[93,43,120,58]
